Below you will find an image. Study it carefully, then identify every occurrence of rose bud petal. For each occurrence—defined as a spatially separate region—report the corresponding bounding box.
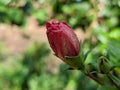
[46,20,80,61]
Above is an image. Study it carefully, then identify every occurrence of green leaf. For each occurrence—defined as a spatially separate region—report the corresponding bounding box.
[97,86,117,90]
[84,50,91,61]
[107,73,120,88]
[109,28,120,40]
[107,39,120,64]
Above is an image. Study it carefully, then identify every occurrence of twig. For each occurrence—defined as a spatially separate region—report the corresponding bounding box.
[85,72,104,86]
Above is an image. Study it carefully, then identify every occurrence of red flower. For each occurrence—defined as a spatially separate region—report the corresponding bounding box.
[46,21,80,60]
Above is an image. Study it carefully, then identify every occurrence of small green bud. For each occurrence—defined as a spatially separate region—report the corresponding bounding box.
[98,56,111,74]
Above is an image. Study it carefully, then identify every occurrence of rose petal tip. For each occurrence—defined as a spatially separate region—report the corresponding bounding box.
[46,22,51,28]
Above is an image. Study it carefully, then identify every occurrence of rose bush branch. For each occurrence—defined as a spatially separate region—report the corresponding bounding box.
[46,20,120,90]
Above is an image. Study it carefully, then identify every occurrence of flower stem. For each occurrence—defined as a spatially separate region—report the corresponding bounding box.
[85,72,104,86]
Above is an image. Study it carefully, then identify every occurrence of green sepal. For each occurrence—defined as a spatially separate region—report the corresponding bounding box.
[79,42,84,61]
[65,54,84,70]
[84,49,91,61]
[64,43,92,70]
[64,42,85,69]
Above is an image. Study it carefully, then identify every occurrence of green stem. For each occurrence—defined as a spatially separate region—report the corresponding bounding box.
[85,72,104,86]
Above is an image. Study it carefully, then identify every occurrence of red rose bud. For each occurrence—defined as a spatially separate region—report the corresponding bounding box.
[46,21,83,69]
[46,21,80,59]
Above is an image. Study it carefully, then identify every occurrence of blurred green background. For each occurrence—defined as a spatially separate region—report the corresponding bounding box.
[0,0,120,90]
